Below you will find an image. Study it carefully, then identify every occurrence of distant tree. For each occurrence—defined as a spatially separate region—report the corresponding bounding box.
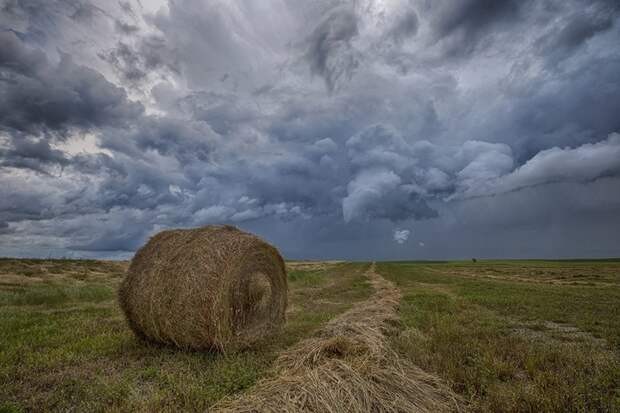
[472,258,477,263]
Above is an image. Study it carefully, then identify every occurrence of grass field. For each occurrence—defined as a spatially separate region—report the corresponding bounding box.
[378,260,620,413]
[0,259,370,412]
[1,258,619,412]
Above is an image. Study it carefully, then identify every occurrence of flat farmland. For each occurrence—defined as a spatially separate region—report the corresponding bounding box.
[379,260,620,412]
[0,259,370,412]
[1,258,619,412]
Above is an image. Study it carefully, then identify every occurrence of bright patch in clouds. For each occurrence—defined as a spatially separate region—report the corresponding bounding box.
[393,229,410,244]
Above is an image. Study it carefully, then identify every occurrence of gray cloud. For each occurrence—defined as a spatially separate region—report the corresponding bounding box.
[343,168,438,222]
[305,6,360,92]
[458,133,620,199]
[1,0,619,259]
[388,8,419,44]
[0,31,143,137]
[0,138,69,173]
[425,0,523,57]
[100,35,179,84]
[535,2,618,65]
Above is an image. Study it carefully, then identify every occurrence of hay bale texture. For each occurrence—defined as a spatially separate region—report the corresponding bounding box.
[119,225,287,351]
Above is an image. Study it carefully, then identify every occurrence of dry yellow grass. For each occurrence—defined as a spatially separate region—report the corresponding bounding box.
[0,259,127,285]
[213,264,463,413]
[119,225,287,351]
[421,262,620,287]
[286,261,344,272]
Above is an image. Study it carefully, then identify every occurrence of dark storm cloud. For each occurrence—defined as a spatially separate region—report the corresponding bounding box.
[118,0,136,17]
[388,7,419,44]
[342,124,516,220]
[552,13,613,50]
[0,32,143,137]
[1,0,620,259]
[434,0,520,36]
[305,6,360,92]
[1,0,88,21]
[178,91,262,136]
[456,134,620,199]
[489,53,620,160]
[342,168,439,222]
[0,138,69,173]
[0,174,61,223]
[70,212,154,251]
[100,42,147,81]
[0,0,110,36]
[100,35,179,84]
[535,2,619,65]
[0,221,11,236]
[115,20,139,34]
[424,0,616,60]
[425,0,523,56]
[0,30,46,76]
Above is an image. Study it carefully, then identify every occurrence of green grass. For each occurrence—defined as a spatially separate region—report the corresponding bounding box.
[0,260,371,412]
[0,284,115,306]
[4,258,619,412]
[378,261,620,413]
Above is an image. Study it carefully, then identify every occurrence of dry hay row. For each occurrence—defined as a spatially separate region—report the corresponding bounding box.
[212,263,463,413]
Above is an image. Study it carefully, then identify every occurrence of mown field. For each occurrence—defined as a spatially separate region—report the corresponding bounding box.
[0,259,371,412]
[1,258,619,412]
[378,260,620,413]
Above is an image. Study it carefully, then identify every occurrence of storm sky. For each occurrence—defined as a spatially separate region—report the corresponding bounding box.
[1,0,619,260]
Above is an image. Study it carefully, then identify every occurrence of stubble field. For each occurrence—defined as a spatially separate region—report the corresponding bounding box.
[1,258,619,412]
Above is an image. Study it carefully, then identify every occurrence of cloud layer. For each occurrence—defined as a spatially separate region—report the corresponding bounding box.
[1,0,619,259]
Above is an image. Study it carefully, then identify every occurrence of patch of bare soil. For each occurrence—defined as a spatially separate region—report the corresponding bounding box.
[213,264,463,413]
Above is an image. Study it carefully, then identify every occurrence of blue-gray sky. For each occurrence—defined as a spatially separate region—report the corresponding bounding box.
[1,0,619,260]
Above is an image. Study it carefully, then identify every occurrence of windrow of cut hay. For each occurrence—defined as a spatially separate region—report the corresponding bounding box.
[213,263,463,413]
[119,225,287,351]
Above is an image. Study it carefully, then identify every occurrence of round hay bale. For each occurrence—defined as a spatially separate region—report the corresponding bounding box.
[119,225,287,351]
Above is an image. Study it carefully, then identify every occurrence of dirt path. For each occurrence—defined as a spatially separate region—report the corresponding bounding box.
[213,263,463,413]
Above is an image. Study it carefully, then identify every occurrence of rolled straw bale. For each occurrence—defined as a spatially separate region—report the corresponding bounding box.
[119,225,287,351]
